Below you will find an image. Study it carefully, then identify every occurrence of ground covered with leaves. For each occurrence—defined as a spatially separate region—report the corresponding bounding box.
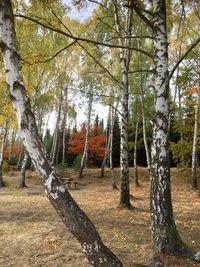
[0,167,200,267]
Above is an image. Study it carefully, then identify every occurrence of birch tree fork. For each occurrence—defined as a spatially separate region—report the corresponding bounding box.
[0,1,123,266]
[150,0,200,260]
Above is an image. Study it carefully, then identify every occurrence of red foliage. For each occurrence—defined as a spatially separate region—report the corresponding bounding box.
[68,124,106,165]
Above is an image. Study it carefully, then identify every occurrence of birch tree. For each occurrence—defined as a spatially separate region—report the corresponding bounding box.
[79,75,94,178]
[18,151,28,188]
[150,0,200,259]
[0,1,123,266]
[191,77,200,189]
[113,0,133,209]
[0,122,8,187]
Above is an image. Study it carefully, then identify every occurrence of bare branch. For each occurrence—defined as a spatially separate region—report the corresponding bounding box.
[21,41,77,65]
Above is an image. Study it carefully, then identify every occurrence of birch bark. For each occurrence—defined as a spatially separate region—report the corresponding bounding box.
[0,122,8,187]
[113,0,133,208]
[140,87,151,171]
[50,93,62,165]
[133,116,139,187]
[191,79,200,189]
[0,1,123,266]
[150,0,187,255]
[18,151,28,188]
[100,105,111,178]
[79,80,93,178]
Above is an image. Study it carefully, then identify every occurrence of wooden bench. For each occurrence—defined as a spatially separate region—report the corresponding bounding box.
[62,178,78,190]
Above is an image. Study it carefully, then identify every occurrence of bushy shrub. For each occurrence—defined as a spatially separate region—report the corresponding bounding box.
[170,140,192,167]
[72,154,82,170]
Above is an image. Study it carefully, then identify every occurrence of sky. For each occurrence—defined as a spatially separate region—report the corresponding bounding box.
[47,0,109,132]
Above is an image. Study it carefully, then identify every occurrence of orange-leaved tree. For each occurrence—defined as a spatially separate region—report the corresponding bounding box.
[68,123,106,166]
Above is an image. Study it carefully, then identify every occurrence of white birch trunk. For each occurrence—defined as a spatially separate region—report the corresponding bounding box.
[0,122,8,187]
[79,80,93,178]
[8,129,16,162]
[150,0,189,256]
[113,0,133,208]
[133,116,139,187]
[191,81,200,189]
[0,2,123,265]
[140,87,151,171]
[100,105,111,178]
[110,104,118,189]
[18,151,28,188]
[50,94,62,165]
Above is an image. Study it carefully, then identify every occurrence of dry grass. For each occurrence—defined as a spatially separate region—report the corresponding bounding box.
[0,167,200,267]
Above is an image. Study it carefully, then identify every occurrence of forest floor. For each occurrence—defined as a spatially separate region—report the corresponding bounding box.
[0,167,200,267]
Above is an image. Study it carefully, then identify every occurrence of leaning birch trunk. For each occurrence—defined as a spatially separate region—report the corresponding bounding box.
[50,94,62,165]
[0,2,123,266]
[191,80,200,189]
[100,105,111,178]
[133,116,139,187]
[150,0,197,258]
[0,123,8,187]
[79,81,93,179]
[113,0,133,208]
[18,151,28,188]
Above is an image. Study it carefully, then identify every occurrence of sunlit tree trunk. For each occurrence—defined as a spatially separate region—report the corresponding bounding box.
[133,116,139,187]
[140,87,151,171]
[0,1,123,266]
[110,105,117,189]
[8,129,16,162]
[79,80,93,178]
[113,0,133,208]
[150,0,189,255]
[61,85,68,164]
[100,105,111,178]
[18,151,28,188]
[191,80,200,189]
[50,93,62,165]
[0,122,8,187]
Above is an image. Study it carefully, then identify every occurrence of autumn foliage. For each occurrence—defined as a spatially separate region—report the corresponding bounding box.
[68,123,106,166]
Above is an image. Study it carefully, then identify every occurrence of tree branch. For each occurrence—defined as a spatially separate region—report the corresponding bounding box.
[126,1,155,31]
[21,41,77,65]
[168,36,200,82]
[14,14,153,59]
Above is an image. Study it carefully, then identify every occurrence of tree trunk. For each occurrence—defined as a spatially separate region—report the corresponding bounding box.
[79,80,93,179]
[134,116,139,187]
[140,87,151,172]
[113,0,133,209]
[191,81,200,189]
[50,93,62,165]
[18,152,28,188]
[8,129,16,162]
[110,105,117,189]
[62,85,68,164]
[150,0,189,256]
[0,122,8,187]
[0,2,123,266]
[100,105,111,178]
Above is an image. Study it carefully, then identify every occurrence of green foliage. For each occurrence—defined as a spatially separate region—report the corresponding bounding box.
[56,162,68,170]
[170,140,193,167]
[72,154,82,170]
[2,161,8,173]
